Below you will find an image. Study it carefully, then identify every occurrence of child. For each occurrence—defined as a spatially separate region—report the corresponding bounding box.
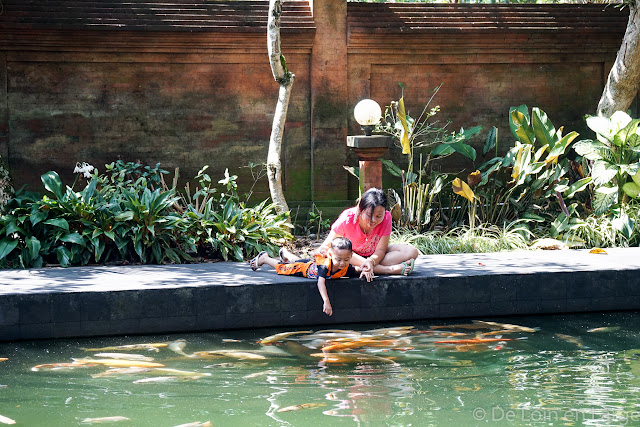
[248,237,373,316]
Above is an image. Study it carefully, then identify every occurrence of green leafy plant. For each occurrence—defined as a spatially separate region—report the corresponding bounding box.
[470,105,590,229]
[573,111,640,231]
[376,83,480,231]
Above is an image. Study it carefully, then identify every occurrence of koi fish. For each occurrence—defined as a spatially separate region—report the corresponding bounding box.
[152,368,211,378]
[435,338,514,344]
[81,343,168,352]
[168,340,191,357]
[191,350,266,360]
[430,323,489,330]
[32,361,98,371]
[555,334,584,347]
[243,370,277,379]
[0,414,16,425]
[260,331,312,345]
[73,358,165,368]
[94,353,155,362]
[0,358,7,362]
[310,352,397,364]
[172,422,213,427]
[587,326,621,333]
[80,416,130,424]
[321,339,398,352]
[364,326,414,337]
[91,367,152,378]
[133,376,179,384]
[472,320,536,333]
[277,403,327,412]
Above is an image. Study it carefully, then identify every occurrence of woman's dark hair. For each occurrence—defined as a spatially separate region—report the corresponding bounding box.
[358,188,387,216]
[331,237,352,252]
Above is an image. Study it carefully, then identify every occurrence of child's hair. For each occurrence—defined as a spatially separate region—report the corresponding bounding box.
[358,188,387,215]
[331,237,352,252]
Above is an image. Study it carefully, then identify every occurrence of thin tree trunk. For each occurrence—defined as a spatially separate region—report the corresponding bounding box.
[598,2,640,117]
[267,0,293,215]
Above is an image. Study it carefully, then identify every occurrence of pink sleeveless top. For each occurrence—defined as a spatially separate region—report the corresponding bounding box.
[331,207,392,257]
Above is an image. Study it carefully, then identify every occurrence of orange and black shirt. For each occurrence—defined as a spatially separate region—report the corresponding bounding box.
[275,254,358,279]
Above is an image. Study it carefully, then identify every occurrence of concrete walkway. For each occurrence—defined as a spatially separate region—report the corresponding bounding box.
[1,247,639,341]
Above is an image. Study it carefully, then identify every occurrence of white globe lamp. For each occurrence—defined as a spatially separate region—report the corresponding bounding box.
[354,99,382,136]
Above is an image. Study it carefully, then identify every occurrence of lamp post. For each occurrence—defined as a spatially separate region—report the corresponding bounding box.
[347,99,391,192]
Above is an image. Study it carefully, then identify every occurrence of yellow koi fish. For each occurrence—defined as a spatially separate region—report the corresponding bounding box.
[260,331,312,345]
[0,358,7,362]
[587,326,621,333]
[191,350,266,360]
[277,402,327,412]
[73,358,164,368]
[555,334,584,348]
[472,320,536,333]
[94,353,155,362]
[91,367,151,378]
[32,361,97,371]
[81,343,169,352]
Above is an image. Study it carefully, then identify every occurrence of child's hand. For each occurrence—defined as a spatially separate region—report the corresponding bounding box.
[323,301,333,316]
[360,269,375,282]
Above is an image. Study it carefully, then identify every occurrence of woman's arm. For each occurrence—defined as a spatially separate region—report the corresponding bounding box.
[368,235,390,267]
[313,229,338,257]
[316,277,332,316]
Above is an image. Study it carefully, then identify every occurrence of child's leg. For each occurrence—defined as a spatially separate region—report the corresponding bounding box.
[279,247,299,263]
[259,253,279,269]
[249,251,279,271]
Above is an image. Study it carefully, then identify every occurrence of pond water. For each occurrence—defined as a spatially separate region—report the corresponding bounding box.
[2,311,640,426]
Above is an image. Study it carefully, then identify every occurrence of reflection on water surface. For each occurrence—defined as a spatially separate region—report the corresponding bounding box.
[2,311,640,426]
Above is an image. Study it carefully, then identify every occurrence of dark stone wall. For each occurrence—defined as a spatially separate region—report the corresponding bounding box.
[0,2,628,216]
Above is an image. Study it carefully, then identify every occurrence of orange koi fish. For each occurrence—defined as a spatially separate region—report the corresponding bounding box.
[321,339,397,352]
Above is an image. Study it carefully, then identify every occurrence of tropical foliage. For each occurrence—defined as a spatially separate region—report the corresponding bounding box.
[0,162,292,268]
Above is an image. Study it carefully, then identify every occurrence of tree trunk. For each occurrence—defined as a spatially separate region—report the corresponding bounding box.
[598,2,640,117]
[267,0,293,215]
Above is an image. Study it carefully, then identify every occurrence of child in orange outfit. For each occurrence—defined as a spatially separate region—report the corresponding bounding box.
[249,237,373,316]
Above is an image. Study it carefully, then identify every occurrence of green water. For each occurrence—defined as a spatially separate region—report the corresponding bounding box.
[2,312,640,426]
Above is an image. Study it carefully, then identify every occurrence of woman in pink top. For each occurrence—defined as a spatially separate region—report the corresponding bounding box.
[283,188,417,278]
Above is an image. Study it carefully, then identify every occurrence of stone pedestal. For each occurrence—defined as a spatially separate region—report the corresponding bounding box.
[346,135,391,192]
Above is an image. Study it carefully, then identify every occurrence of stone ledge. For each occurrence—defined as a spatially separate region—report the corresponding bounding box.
[1,247,639,341]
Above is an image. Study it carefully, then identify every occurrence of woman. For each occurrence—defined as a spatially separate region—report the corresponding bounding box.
[282,188,418,279]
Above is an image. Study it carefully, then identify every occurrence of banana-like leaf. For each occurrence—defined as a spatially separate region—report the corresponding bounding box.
[532,107,557,149]
[450,141,477,161]
[452,178,475,202]
[398,97,411,155]
[564,177,592,198]
[509,106,534,145]
[545,131,578,164]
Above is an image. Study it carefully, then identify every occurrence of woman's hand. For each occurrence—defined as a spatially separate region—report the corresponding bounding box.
[312,245,329,257]
[359,260,375,282]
